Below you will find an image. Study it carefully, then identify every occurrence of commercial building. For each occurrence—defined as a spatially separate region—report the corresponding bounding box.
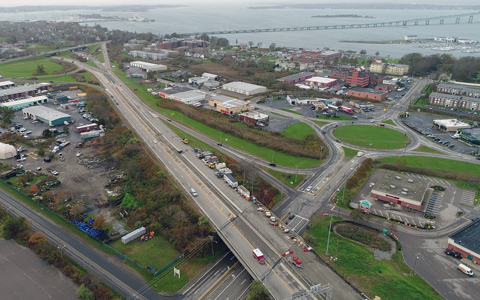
[157,38,206,50]
[222,82,266,96]
[129,50,169,60]
[456,128,480,145]
[156,87,193,98]
[370,63,409,76]
[447,220,480,264]
[169,90,206,105]
[404,35,418,41]
[0,81,15,89]
[130,61,167,72]
[437,83,480,99]
[347,88,388,102]
[0,143,17,160]
[22,106,71,126]
[276,72,317,84]
[0,82,52,100]
[188,77,210,85]
[202,73,218,80]
[370,170,430,211]
[305,77,337,87]
[346,66,370,87]
[369,74,388,86]
[239,111,269,126]
[432,119,470,132]
[429,92,480,111]
[0,96,49,110]
[208,95,249,115]
[291,50,342,64]
[375,84,397,92]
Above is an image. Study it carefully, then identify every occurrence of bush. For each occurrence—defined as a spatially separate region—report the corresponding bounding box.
[76,284,95,300]
[335,223,391,252]
[37,149,45,156]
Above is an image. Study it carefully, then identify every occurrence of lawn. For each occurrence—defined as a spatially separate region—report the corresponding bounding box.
[38,71,99,85]
[307,216,443,300]
[0,56,65,78]
[113,63,320,169]
[272,96,287,101]
[333,125,411,149]
[281,122,315,140]
[264,168,306,189]
[377,156,480,176]
[312,120,328,127]
[280,108,303,115]
[317,115,354,121]
[381,119,396,126]
[413,145,443,154]
[343,147,358,158]
[414,98,429,106]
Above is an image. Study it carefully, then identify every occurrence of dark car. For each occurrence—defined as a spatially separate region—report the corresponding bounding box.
[454,252,462,258]
[217,143,223,146]
[44,158,51,162]
[445,249,453,256]
[269,163,276,167]
[289,214,295,220]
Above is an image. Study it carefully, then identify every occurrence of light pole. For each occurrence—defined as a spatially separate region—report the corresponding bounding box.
[58,245,66,258]
[326,214,333,255]
[208,235,218,256]
[412,256,419,275]
[295,165,298,182]
[270,150,274,164]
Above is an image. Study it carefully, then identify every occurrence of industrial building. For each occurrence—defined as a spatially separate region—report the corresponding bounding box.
[305,77,337,87]
[0,96,49,110]
[208,95,249,115]
[0,143,17,160]
[22,106,71,126]
[157,87,193,98]
[276,72,317,84]
[447,219,480,264]
[0,81,15,89]
[370,170,431,211]
[130,61,167,72]
[222,82,267,96]
[0,82,52,100]
[169,90,206,104]
[429,92,480,111]
[432,119,471,132]
[347,88,388,102]
[370,62,410,76]
[202,73,218,80]
[188,77,210,85]
[239,111,269,126]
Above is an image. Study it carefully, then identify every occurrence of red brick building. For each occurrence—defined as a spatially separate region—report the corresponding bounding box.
[447,220,480,264]
[331,68,349,81]
[347,88,388,102]
[291,50,342,64]
[346,67,369,87]
[157,38,206,50]
[369,74,388,86]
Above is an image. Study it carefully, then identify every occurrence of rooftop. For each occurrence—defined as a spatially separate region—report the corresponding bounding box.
[306,77,337,84]
[350,88,388,95]
[459,128,480,140]
[277,72,317,82]
[1,96,48,107]
[239,111,269,120]
[130,61,163,67]
[157,87,193,95]
[437,83,480,94]
[372,62,409,68]
[223,81,266,91]
[23,105,70,121]
[0,83,51,96]
[218,99,249,109]
[0,81,15,88]
[171,90,206,100]
[209,95,238,102]
[429,92,467,102]
[433,119,470,127]
[373,170,429,204]
[449,220,480,254]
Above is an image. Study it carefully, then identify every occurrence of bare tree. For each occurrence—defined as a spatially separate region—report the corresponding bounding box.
[248,41,254,48]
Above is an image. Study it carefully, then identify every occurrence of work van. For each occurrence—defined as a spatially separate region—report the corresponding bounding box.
[191,189,198,197]
[252,248,266,264]
[458,264,473,276]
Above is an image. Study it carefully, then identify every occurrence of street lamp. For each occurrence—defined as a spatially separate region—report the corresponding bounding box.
[270,150,274,164]
[58,245,66,258]
[412,256,419,275]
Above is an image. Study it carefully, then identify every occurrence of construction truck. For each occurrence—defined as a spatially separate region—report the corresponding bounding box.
[206,162,215,169]
[182,138,188,144]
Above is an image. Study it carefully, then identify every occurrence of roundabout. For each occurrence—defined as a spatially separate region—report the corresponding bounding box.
[333,124,411,149]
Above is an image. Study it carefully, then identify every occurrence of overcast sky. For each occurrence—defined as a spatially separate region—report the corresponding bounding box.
[1,0,479,6]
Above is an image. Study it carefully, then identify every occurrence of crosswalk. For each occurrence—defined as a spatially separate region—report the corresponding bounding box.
[460,189,475,206]
[333,142,342,149]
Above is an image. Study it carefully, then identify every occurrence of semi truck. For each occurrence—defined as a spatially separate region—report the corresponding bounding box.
[224,173,238,188]
[252,249,266,264]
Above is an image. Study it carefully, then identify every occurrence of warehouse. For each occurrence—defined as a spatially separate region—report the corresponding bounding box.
[432,119,470,132]
[239,111,269,126]
[222,82,266,96]
[157,87,192,98]
[0,82,52,100]
[447,219,480,264]
[23,106,71,126]
[305,77,338,87]
[209,95,249,115]
[130,61,167,72]
[277,72,317,84]
[1,96,49,110]
[370,170,431,211]
[169,90,206,104]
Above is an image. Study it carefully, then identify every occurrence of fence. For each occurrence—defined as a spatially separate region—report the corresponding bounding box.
[0,179,185,277]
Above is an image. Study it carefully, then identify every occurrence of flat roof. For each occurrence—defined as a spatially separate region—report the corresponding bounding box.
[373,170,429,204]
[23,105,70,121]
[239,111,269,120]
[218,99,248,109]
[306,77,337,84]
[459,128,480,140]
[130,61,162,67]
[157,87,193,95]
[350,88,387,95]
[1,96,48,107]
[277,72,317,82]
[322,50,341,56]
[449,220,480,254]
[433,119,470,127]
[437,83,480,94]
[209,95,237,102]
[0,81,15,87]
[372,62,409,68]
[172,90,205,100]
[0,83,51,96]
[429,92,466,102]
[223,81,266,92]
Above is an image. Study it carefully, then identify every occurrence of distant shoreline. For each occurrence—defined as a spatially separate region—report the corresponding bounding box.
[312,14,375,19]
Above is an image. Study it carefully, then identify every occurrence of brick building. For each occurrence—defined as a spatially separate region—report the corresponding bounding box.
[437,83,480,98]
[347,88,388,102]
[157,38,206,50]
[346,67,369,87]
[447,220,480,264]
[291,50,342,64]
[429,92,480,111]
[276,72,317,84]
[370,63,409,76]
[369,74,388,86]
[208,95,249,115]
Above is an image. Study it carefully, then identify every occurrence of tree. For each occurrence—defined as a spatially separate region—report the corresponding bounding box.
[62,125,69,135]
[350,208,366,223]
[36,64,46,74]
[147,71,156,81]
[28,232,46,245]
[2,217,27,240]
[198,216,209,226]
[375,51,380,56]
[122,193,135,207]
[37,149,45,156]
[30,184,38,194]
[248,41,254,48]
[76,284,95,300]
[17,177,27,186]
[257,42,263,48]
[54,191,68,204]
[360,49,367,55]
[93,215,106,229]
[269,43,276,51]
[70,204,86,216]
[246,280,270,300]
[0,106,15,125]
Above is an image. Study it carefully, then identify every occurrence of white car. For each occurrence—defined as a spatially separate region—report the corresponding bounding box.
[153,140,158,144]
[17,157,26,162]
[51,170,59,175]
[306,186,312,193]
[31,120,38,124]
[25,130,32,135]
[76,153,82,157]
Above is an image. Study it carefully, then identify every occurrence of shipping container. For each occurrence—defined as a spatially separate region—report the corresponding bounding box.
[76,123,98,133]
[121,227,146,244]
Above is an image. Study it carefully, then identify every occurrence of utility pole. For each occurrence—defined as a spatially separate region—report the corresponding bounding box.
[270,150,274,164]
[295,165,298,182]
[58,245,66,258]
[208,235,217,256]
[326,214,333,255]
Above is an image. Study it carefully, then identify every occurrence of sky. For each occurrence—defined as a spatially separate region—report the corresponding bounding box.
[1,0,479,6]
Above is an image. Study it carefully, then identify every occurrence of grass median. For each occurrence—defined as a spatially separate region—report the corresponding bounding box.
[376,156,480,175]
[281,122,315,140]
[334,125,410,149]
[264,168,306,189]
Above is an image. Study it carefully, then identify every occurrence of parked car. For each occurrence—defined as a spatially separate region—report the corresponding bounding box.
[51,170,59,175]
[31,120,38,124]
[76,152,82,157]
[16,157,26,162]
[44,158,51,162]
[289,214,296,220]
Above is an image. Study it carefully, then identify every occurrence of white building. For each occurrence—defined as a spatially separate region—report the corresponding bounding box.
[130,61,167,72]
[169,90,206,104]
[404,35,418,41]
[0,143,17,159]
[202,73,218,80]
[433,119,470,132]
[222,82,267,96]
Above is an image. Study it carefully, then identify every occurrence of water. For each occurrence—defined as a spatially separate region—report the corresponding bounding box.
[3,4,480,58]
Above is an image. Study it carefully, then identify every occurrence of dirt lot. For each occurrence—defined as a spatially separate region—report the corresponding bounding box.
[0,239,78,300]
[189,62,250,82]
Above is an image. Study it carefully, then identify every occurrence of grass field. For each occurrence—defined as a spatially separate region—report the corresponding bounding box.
[381,119,396,126]
[281,122,315,140]
[0,56,65,78]
[317,115,354,121]
[39,71,99,84]
[112,62,320,169]
[413,145,443,154]
[272,96,287,101]
[312,120,328,127]
[377,156,480,176]
[333,125,411,149]
[343,147,359,158]
[307,216,442,300]
[414,98,429,106]
[264,168,306,189]
[280,108,303,115]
